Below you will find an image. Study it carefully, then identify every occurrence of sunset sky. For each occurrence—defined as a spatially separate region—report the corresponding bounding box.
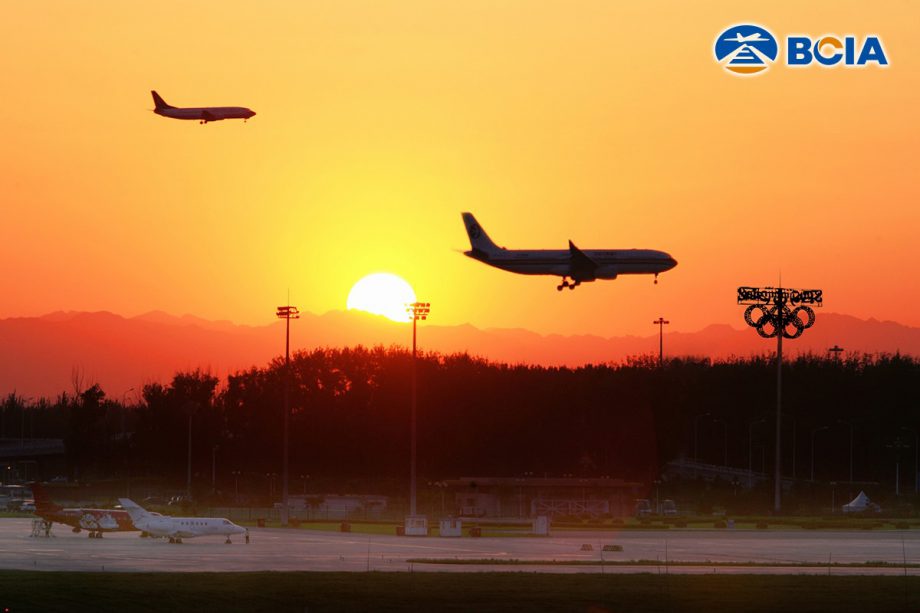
[2,2,917,338]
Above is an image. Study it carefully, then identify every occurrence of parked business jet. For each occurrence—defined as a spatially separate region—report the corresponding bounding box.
[119,499,247,544]
[31,482,136,538]
[151,91,256,124]
[461,212,677,290]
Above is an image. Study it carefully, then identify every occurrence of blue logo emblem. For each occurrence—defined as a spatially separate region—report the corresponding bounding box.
[715,24,779,75]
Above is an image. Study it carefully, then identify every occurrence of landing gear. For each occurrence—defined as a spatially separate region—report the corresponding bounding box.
[168,536,183,544]
[556,277,581,291]
[225,537,232,544]
[88,531,102,538]
[654,273,659,285]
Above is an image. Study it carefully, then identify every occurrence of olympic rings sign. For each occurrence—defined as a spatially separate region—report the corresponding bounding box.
[743,304,816,339]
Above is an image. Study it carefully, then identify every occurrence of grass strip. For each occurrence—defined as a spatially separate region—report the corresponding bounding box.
[3,571,920,612]
[406,557,920,568]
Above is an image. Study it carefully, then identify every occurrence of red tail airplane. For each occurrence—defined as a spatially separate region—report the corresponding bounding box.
[31,482,137,538]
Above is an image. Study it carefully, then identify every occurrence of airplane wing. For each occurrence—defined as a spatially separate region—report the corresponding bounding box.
[202,109,218,122]
[568,240,597,276]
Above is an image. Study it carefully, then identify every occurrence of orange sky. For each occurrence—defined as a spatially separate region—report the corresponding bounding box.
[2,2,918,338]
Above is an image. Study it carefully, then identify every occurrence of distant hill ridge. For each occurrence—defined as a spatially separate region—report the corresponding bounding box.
[0,309,917,397]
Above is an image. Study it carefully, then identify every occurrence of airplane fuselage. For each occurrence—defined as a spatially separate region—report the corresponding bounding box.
[139,515,246,540]
[154,106,256,122]
[465,248,676,280]
[37,507,136,533]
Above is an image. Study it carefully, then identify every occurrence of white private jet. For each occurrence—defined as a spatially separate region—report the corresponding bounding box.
[119,499,248,544]
[151,91,256,124]
[461,212,677,291]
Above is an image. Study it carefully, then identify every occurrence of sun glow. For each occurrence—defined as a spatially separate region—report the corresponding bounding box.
[346,273,417,323]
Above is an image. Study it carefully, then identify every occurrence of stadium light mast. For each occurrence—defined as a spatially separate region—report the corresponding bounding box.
[652,317,669,367]
[406,301,430,518]
[276,304,299,527]
[738,285,822,512]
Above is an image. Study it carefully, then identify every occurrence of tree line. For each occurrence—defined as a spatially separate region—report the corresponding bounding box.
[3,348,919,506]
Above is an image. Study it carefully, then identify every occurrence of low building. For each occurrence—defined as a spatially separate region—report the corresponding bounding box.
[442,476,643,519]
[285,494,389,520]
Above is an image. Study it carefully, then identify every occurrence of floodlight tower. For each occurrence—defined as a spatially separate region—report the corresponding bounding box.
[406,301,430,517]
[276,304,299,527]
[653,317,669,366]
[737,286,822,512]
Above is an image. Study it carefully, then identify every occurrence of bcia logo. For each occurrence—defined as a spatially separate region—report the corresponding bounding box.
[715,24,889,76]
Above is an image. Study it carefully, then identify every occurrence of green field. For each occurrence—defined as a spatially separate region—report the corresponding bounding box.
[3,571,920,612]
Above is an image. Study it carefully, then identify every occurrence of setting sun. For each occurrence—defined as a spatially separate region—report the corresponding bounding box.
[346,273,417,323]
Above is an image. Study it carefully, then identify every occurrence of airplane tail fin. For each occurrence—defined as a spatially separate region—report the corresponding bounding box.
[461,212,502,255]
[150,91,173,111]
[118,498,150,527]
[30,482,63,514]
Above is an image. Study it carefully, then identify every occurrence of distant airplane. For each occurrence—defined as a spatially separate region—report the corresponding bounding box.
[461,212,677,291]
[151,91,256,124]
[31,482,136,538]
[119,498,247,544]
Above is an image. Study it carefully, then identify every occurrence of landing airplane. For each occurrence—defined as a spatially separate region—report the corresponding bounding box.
[119,498,247,544]
[31,482,136,538]
[461,212,677,291]
[151,91,256,124]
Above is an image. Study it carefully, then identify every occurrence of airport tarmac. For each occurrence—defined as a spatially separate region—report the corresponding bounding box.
[3,518,920,574]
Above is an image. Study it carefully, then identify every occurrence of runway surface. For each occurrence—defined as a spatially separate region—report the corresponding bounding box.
[4,519,920,574]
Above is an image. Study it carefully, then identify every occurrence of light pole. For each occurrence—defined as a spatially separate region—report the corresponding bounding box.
[186,401,198,499]
[232,470,241,502]
[901,427,919,494]
[828,345,844,362]
[653,317,669,367]
[121,387,134,497]
[406,301,430,518]
[713,418,728,467]
[738,286,823,512]
[120,387,134,439]
[693,412,710,462]
[211,445,218,494]
[887,438,910,496]
[749,418,765,488]
[276,305,299,528]
[810,426,829,482]
[837,419,854,499]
